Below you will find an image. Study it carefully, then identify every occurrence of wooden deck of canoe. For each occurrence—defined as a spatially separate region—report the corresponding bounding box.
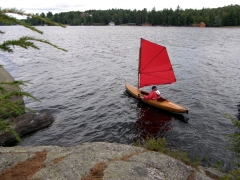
[125,83,189,114]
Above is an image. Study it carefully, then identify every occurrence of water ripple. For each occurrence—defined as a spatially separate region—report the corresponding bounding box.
[1,26,239,171]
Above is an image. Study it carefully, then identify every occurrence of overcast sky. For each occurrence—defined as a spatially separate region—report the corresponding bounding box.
[1,0,239,14]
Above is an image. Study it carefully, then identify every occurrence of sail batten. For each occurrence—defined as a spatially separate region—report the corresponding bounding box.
[138,38,176,88]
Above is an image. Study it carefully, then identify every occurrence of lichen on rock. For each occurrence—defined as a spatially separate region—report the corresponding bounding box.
[0,142,221,180]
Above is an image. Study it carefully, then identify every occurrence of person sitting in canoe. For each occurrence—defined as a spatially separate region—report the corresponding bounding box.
[144,86,160,100]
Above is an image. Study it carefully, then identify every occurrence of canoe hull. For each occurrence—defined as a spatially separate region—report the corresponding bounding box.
[125,83,189,114]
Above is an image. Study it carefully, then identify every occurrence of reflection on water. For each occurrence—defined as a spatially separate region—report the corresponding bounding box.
[134,101,188,141]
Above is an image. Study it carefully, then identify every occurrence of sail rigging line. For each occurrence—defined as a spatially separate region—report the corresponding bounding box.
[138,46,141,88]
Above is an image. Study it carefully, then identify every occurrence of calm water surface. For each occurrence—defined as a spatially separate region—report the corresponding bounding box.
[1,26,240,171]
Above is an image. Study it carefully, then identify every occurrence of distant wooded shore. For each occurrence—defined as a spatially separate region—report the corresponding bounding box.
[10,4,240,27]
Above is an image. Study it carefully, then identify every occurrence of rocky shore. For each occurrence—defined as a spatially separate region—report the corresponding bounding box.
[0,111,54,146]
[0,142,226,180]
[0,66,55,146]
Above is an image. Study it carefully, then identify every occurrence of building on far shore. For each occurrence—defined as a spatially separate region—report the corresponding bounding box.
[142,22,152,26]
[193,22,206,27]
[108,22,115,26]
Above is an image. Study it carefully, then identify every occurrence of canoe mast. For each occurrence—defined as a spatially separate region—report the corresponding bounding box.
[138,45,141,89]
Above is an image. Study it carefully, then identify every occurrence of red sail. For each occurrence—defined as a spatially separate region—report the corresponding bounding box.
[138,38,176,88]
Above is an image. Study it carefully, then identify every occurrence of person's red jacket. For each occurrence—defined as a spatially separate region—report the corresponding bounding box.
[144,91,160,100]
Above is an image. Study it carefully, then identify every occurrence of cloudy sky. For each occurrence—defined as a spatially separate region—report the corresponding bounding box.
[1,0,239,14]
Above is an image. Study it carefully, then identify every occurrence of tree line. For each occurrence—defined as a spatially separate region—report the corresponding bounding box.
[23,4,240,27]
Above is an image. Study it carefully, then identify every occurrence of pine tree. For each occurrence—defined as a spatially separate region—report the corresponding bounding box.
[0,8,67,142]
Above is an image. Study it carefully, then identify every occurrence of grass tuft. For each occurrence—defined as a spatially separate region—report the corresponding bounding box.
[134,137,201,167]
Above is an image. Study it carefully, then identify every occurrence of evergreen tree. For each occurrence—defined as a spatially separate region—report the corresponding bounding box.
[213,16,222,27]
[40,12,46,25]
[93,12,101,23]
[46,11,53,19]
[23,5,240,27]
[0,8,67,141]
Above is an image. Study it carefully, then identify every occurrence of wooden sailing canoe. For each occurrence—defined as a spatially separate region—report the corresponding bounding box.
[125,83,189,114]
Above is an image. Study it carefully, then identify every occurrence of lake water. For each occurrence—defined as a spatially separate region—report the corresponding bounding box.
[1,26,239,171]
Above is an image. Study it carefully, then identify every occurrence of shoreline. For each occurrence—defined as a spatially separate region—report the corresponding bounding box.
[1,24,240,28]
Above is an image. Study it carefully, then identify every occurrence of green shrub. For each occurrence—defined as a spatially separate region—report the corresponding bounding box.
[220,115,240,179]
[220,168,240,180]
[134,137,199,167]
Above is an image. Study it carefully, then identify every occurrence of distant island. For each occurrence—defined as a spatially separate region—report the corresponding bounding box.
[3,4,240,27]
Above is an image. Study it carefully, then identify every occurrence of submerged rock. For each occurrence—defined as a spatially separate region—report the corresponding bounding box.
[0,142,218,180]
[0,111,54,146]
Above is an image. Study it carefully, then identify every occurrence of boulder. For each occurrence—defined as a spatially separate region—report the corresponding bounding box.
[0,111,54,146]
